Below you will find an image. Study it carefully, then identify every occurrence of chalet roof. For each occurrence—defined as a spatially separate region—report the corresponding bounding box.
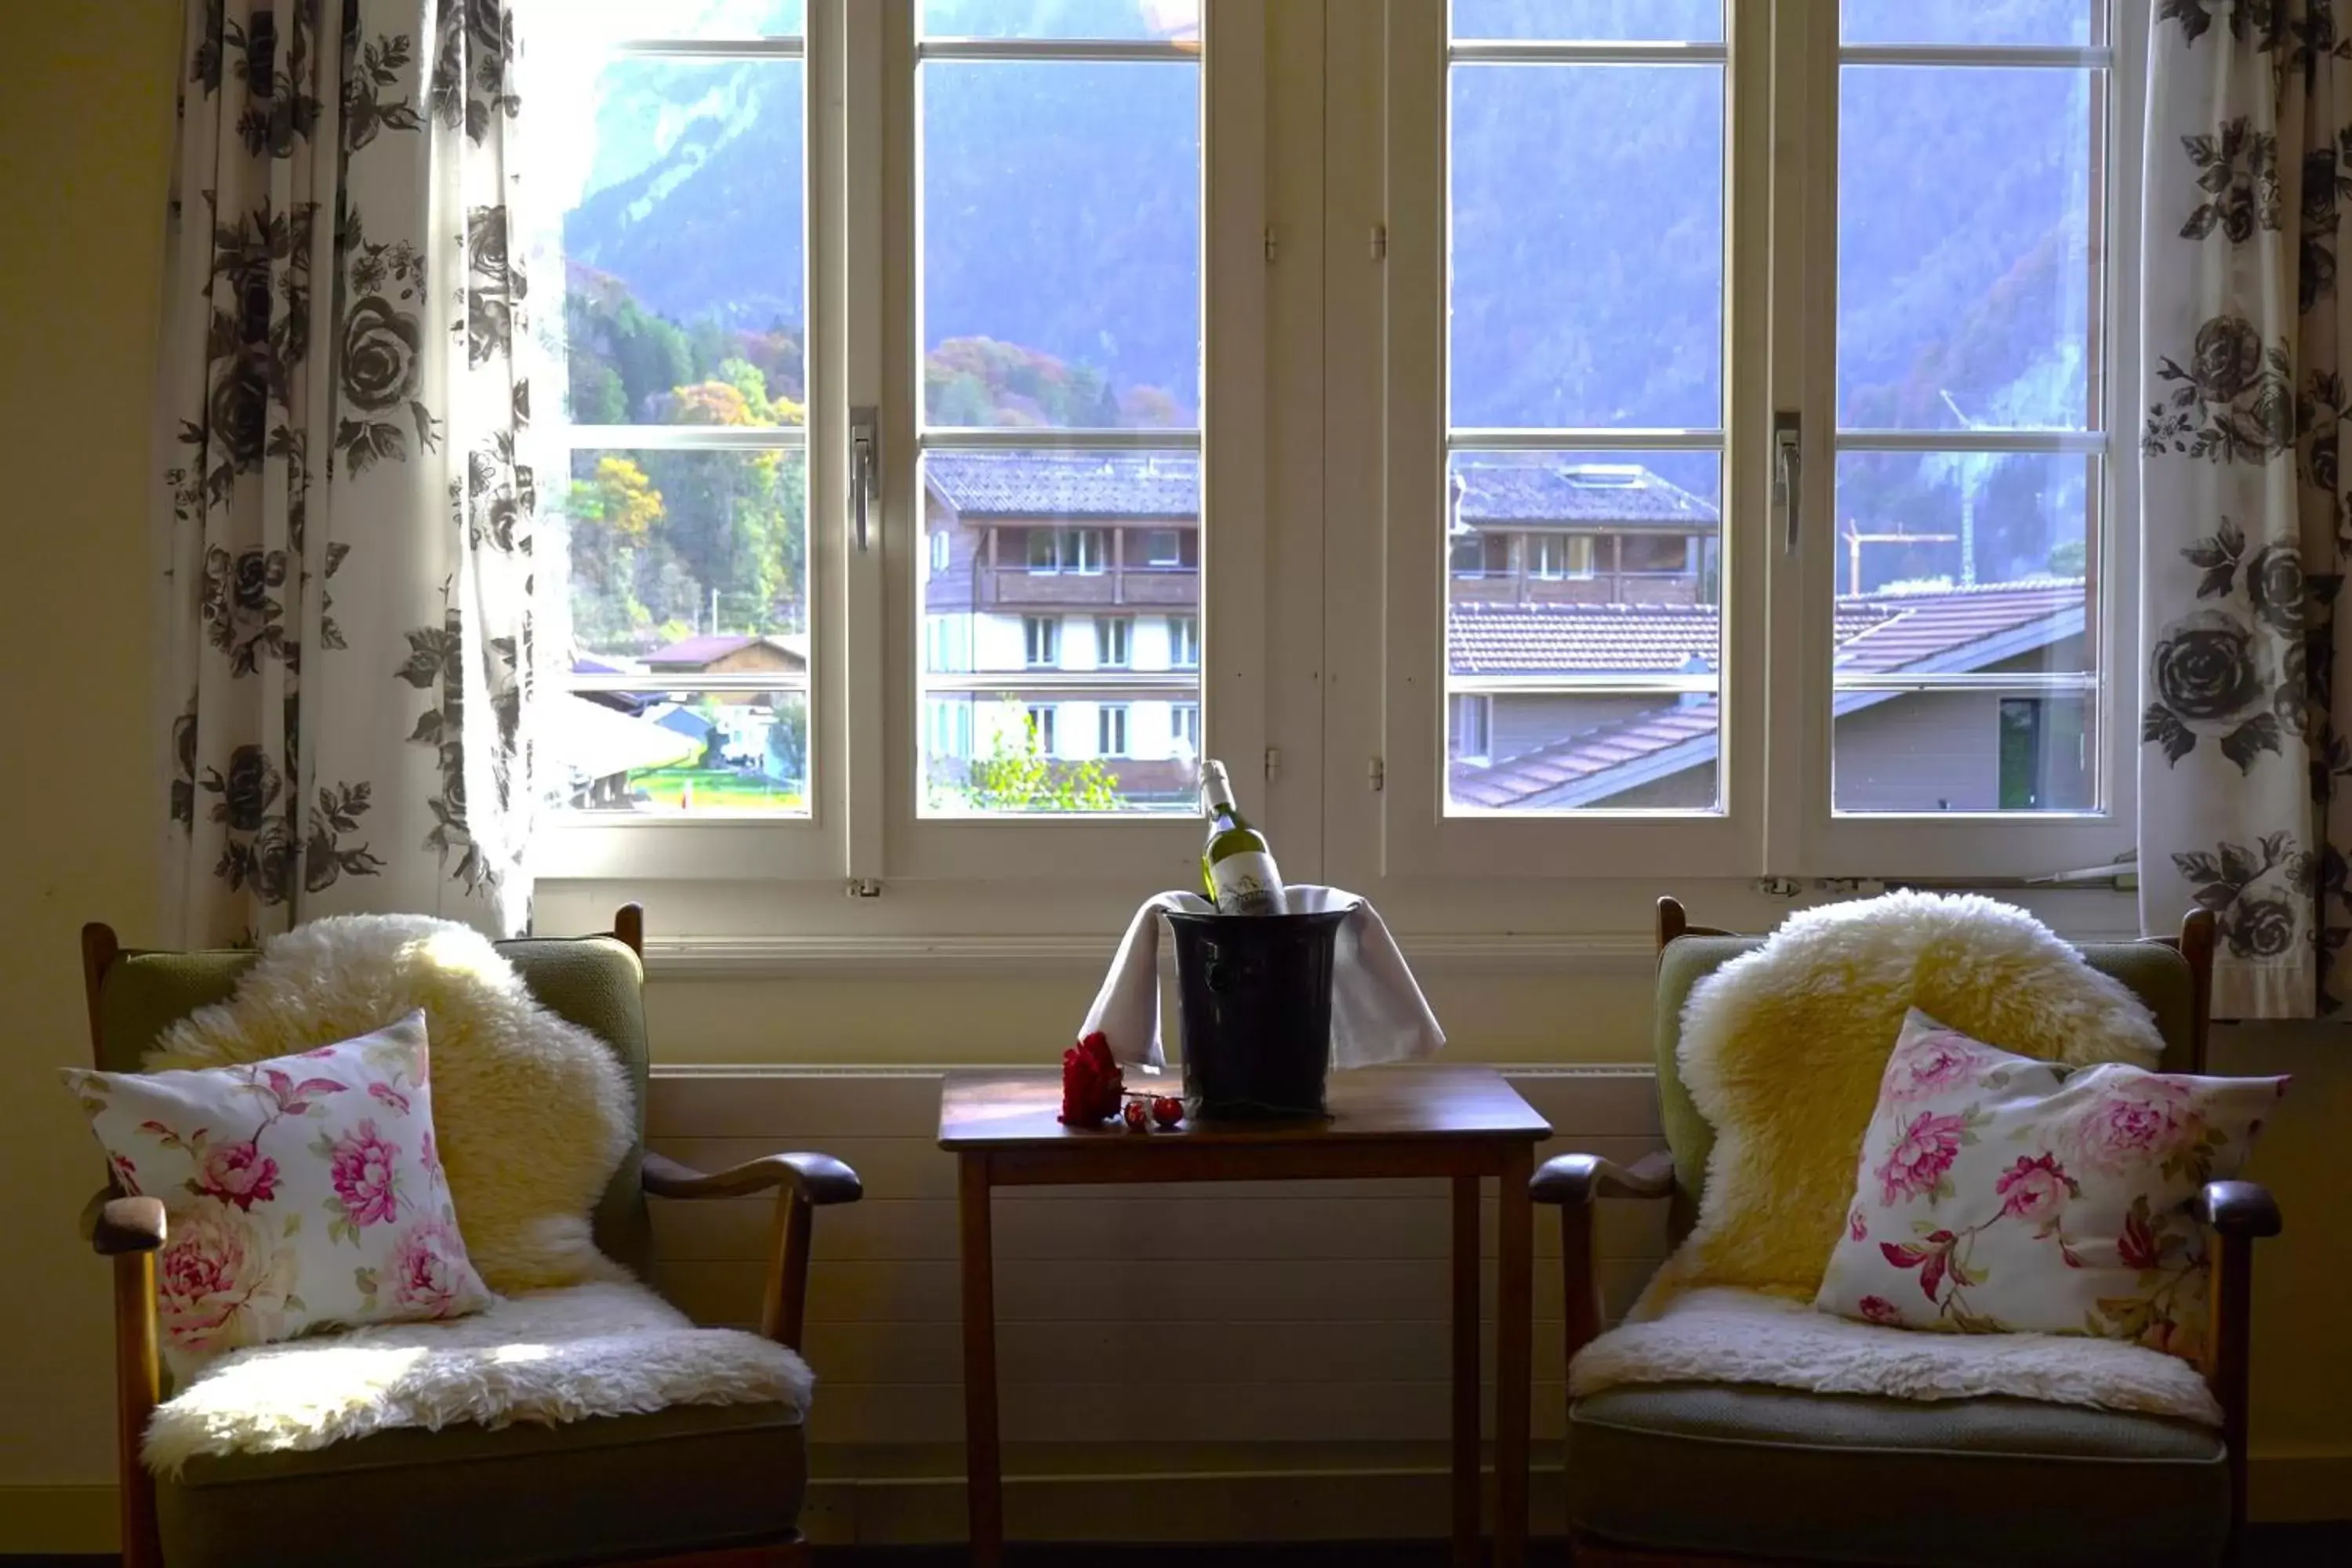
[642,633,808,671]
[1451,462,1719,529]
[925,452,1201,520]
[1449,579,2085,808]
[923,452,1719,529]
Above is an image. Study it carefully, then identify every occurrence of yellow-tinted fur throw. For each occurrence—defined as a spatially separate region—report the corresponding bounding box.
[149,916,633,1295]
[1635,891,2165,1316]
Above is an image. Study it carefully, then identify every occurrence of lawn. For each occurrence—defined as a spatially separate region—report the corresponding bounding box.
[630,768,805,811]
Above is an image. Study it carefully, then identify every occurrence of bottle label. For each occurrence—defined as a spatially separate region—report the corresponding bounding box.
[1210,852,1286,916]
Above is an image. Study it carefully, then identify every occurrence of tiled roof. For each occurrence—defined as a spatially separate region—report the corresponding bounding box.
[925,452,1202,520]
[1449,601,1888,676]
[923,453,1717,528]
[643,633,807,670]
[1450,579,2086,808]
[1453,463,1719,528]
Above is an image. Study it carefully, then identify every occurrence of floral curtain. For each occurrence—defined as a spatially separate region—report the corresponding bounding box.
[159,0,543,945]
[2141,0,2352,1017]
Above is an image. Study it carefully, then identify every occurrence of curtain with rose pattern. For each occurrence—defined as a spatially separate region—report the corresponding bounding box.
[159,0,541,944]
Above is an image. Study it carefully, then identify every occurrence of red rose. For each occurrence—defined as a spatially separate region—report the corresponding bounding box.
[1059,1031,1124,1125]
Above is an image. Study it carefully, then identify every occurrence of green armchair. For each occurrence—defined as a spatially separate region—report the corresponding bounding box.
[1534,898,2280,1568]
[80,905,859,1568]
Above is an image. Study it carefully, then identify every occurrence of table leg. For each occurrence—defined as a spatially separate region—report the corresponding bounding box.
[1494,1143,1535,1568]
[1450,1174,1481,1568]
[958,1156,1002,1568]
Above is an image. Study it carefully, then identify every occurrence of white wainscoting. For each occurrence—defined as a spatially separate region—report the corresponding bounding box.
[644,1066,1667,1541]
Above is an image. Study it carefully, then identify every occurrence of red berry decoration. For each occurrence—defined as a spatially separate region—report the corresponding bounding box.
[1151,1096,1185,1128]
[1122,1098,1151,1132]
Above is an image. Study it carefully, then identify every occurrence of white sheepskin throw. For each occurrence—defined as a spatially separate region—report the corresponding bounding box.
[150,915,633,1294]
[1572,1288,2222,1426]
[1635,891,2166,1316]
[145,1280,814,1472]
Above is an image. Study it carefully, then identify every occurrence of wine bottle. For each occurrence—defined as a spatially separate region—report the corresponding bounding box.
[1200,759,1287,915]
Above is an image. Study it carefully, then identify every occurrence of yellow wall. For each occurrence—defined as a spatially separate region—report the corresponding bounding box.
[0,0,178,1546]
[0,0,2345,1548]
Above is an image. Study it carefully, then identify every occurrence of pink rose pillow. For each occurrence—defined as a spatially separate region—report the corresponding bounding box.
[64,1011,495,1366]
[1814,1008,2285,1359]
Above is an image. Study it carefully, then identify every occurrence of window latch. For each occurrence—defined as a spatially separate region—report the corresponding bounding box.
[1773,411,1802,556]
[851,405,879,555]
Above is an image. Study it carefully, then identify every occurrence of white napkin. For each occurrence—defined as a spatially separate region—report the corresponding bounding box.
[1077,886,1446,1070]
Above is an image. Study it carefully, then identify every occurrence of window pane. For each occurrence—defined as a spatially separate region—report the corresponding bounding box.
[1831,450,2097,813]
[1838,66,2097,430]
[1451,1,1722,43]
[1837,690,2098,812]
[1446,452,1722,812]
[1828,449,2093,644]
[550,58,806,426]
[920,0,1199,41]
[559,448,808,659]
[921,60,1200,428]
[1450,64,1724,429]
[550,690,808,815]
[920,450,1200,815]
[1842,1,2092,47]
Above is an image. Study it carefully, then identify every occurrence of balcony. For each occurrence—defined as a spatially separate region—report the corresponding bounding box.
[980,564,1200,610]
[1448,568,1702,608]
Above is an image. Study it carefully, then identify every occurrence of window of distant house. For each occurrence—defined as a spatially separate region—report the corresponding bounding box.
[1529,535,1594,581]
[1143,528,1182,568]
[1450,693,1491,761]
[1025,702,1058,757]
[1172,700,1200,758]
[1024,615,1060,668]
[1098,704,1131,757]
[1170,614,1199,668]
[1097,615,1131,667]
[931,530,951,572]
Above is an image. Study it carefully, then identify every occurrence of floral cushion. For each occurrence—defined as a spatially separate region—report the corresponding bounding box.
[64,1011,495,1366]
[1813,1008,2285,1359]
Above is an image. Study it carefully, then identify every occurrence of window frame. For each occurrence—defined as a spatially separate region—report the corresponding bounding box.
[1099,702,1131,757]
[1097,614,1133,668]
[534,1,2147,935]
[1770,0,2143,880]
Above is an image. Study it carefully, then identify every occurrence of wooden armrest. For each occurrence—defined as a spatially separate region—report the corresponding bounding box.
[641,1149,863,1206]
[1530,1149,1675,1207]
[2193,1178,2281,1239]
[88,1195,166,1257]
[643,1150,860,1354]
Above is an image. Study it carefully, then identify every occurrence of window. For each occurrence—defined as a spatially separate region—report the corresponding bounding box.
[1450,693,1491,762]
[1172,701,1200,759]
[1376,0,2139,886]
[912,3,1206,821]
[1097,615,1131,668]
[1025,703,1058,758]
[1023,615,1061,668]
[538,2,812,829]
[532,1,2141,930]
[1528,535,1595,581]
[1023,527,1107,575]
[1170,615,1199,668]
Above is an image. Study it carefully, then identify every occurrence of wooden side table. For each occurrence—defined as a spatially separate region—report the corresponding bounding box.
[938,1064,1552,1568]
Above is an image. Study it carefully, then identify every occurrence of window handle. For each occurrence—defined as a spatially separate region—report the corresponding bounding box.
[851,405,878,555]
[1773,410,1802,556]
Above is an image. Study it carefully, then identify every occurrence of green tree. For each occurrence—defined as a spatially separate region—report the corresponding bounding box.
[962,701,1122,811]
[565,456,666,647]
